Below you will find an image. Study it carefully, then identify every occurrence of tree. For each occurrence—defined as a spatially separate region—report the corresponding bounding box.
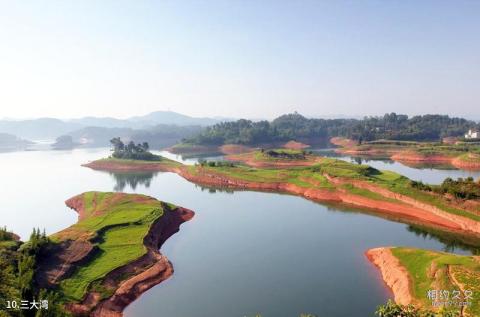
[109,138,160,161]
[35,289,68,317]
[110,137,125,152]
[0,246,20,317]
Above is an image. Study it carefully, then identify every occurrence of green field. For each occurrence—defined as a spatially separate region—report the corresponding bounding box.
[56,192,170,301]
[391,247,480,315]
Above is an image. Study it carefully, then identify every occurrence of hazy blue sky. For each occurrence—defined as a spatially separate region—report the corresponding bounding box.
[0,0,479,119]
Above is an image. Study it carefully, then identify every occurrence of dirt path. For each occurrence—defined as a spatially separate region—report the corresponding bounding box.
[447,265,467,317]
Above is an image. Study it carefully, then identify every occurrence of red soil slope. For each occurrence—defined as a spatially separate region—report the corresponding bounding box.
[365,247,413,306]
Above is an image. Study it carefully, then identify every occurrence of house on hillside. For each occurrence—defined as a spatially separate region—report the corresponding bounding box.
[465,129,480,139]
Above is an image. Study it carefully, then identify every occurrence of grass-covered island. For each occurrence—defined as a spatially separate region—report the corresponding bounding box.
[109,138,161,161]
[0,192,194,317]
[331,137,480,170]
[84,147,480,316]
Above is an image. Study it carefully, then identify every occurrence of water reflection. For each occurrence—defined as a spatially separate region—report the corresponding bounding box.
[308,200,480,256]
[155,150,224,165]
[196,185,235,194]
[108,171,158,191]
[406,224,480,255]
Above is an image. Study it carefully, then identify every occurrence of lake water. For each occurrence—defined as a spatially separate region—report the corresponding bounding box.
[0,148,478,317]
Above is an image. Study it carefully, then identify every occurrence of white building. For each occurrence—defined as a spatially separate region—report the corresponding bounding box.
[465,129,479,139]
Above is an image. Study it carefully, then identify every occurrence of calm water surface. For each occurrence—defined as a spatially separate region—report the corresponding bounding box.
[0,149,477,317]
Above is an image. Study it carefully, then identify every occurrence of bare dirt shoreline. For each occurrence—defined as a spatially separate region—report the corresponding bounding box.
[365,247,413,306]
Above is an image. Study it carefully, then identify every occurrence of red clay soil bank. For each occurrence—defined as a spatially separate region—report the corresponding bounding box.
[283,140,310,150]
[365,247,413,306]
[330,137,357,148]
[390,151,452,164]
[451,154,480,170]
[85,160,480,235]
[65,195,87,219]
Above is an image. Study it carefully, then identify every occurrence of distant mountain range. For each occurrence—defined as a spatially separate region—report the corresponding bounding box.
[61,124,203,149]
[0,111,231,140]
[0,118,82,140]
[127,111,228,127]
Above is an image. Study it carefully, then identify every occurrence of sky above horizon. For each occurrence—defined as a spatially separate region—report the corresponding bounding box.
[0,0,479,120]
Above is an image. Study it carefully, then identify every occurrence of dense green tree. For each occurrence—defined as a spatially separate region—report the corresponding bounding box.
[0,228,67,316]
[34,289,68,317]
[109,138,160,161]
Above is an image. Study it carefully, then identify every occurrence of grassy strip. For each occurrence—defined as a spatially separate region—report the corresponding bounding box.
[95,153,480,223]
[95,156,181,168]
[342,184,399,203]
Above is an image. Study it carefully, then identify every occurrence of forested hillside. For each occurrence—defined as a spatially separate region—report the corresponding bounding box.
[183,112,478,146]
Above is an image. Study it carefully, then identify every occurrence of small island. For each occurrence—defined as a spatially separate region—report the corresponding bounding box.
[0,132,33,151]
[109,137,162,161]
